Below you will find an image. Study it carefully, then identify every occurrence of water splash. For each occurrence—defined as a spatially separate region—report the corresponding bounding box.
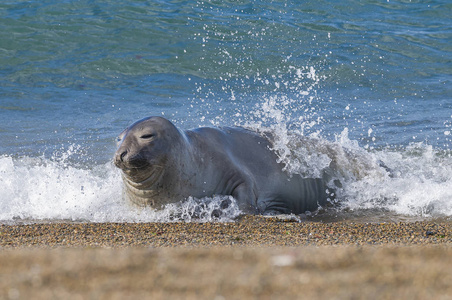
[0,154,122,223]
[339,142,452,218]
[1,134,451,224]
[231,82,452,219]
[0,148,242,224]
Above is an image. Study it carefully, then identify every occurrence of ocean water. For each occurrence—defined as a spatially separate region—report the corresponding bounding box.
[0,0,451,223]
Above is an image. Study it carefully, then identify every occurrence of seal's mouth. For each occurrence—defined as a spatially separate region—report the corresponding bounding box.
[123,165,164,190]
[115,159,149,170]
[118,163,150,173]
[121,165,165,208]
[114,149,152,171]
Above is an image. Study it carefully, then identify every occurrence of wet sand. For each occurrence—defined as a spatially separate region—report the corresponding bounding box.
[1,216,451,299]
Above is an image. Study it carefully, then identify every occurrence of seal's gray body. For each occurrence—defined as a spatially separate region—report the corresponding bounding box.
[114,117,327,215]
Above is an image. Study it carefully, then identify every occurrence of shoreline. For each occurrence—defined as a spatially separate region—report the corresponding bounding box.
[1,215,451,248]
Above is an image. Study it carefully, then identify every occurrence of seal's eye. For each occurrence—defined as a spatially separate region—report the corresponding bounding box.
[140,133,155,139]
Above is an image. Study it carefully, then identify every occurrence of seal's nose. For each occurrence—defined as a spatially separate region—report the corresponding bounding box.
[120,150,128,161]
[114,149,128,167]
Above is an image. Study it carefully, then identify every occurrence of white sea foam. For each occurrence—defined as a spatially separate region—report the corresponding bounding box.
[1,129,451,224]
[0,153,241,224]
[241,86,452,220]
[338,141,452,218]
[267,126,452,219]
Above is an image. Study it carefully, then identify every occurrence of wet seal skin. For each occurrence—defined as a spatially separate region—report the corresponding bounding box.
[114,116,328,215]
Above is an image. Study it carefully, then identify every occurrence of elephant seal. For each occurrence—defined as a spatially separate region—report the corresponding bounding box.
[114,116,328,215]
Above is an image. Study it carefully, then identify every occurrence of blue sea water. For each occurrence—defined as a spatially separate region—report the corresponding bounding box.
[0,0,451,223]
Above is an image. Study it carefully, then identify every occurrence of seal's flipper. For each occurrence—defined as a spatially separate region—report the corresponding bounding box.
[231,181,259,214]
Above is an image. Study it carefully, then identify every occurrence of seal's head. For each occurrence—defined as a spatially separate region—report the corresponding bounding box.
[114,116,183,206]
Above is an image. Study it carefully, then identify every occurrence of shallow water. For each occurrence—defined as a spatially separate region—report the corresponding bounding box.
[0,0,451,223]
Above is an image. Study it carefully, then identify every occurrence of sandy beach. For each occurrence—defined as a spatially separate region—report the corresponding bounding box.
[1,216,451,299]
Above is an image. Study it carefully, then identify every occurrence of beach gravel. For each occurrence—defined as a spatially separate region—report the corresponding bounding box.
[1,216,451,299]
